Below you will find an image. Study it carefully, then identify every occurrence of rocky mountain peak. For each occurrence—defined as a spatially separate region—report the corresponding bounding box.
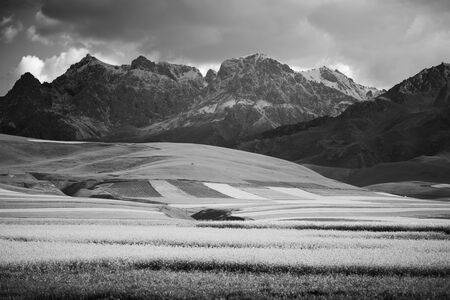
[385,62,450,105]
[130,55,156,71]
[6,72,41,97]
[157,62,203,82]
[318,66,340,83]
[15,72,40,85]
[80,53,98,63]
[245,53,269,62]
[73,54,103,68]
[130,56,203,82]
[217,54,294,81]
[205,69,217,84]
[300,66,380,101]
[63,54,115,79]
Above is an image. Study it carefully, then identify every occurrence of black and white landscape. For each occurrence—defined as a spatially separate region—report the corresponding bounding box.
[0,0,449,299]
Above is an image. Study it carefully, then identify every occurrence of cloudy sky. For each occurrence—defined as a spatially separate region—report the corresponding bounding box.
[0,0,449,95]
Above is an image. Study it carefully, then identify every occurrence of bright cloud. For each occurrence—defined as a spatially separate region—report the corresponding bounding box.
[16,48,89,82]
[17,56,45,80]
[15,47,121,83]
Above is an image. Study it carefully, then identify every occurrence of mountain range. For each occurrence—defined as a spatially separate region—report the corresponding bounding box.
[239,62,450,187]
[0,54,377,145]
[1,53,449,192]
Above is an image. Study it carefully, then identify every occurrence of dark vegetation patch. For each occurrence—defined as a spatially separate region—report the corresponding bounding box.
[196,222,450,234]
[1,268,448,300]
[2,259,450,277]
[191,209,245,221]
[414,214,450,220]
[279,218,379,222]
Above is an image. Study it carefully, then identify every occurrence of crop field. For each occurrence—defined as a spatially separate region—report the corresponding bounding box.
[0,198,449,299]
[0,135,449,298]
[1,220,449,299]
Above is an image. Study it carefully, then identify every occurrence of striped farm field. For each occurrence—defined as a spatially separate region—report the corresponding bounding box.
[0,134,449,298]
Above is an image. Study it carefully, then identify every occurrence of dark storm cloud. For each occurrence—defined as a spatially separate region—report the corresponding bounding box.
[36,0,316,58]
[3,0,450,90]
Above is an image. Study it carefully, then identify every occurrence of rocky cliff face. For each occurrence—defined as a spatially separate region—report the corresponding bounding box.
[0,54,205,140]
[0,53,373,144]
[239,63,450,168]
[300,66,383,101]
[138,54,362,145]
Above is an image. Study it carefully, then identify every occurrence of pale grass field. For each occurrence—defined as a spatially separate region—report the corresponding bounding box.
[1,239,449,274]
[1,221,449,298]
[1,224,449,274]
[0,224,448,248]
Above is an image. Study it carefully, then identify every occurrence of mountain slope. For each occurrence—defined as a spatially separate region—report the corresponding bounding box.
[0,54,374,145]
[135,54,363,145]
[239,63,450,171]
[0,54,205,140]
[300,66,383,100]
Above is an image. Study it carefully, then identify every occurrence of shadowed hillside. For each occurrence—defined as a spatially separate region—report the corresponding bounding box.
[239,63,450,190]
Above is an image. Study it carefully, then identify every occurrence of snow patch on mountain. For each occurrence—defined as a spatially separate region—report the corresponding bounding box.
[300,66,381,101]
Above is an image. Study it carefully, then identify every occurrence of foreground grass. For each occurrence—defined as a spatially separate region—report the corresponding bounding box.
[2,268,449,299]
[1,238,449,277]
[0,222,449,298]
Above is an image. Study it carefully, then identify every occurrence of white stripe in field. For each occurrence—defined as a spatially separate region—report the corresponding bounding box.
[203,183,267,200]
[374,192,402,198]
[0,208,164,214]
[432,184,450,188]
[0,188,23,195]
[0,194,70,199]
[267,187,323,200]
[149,180,193,198]
[238,187,300,200]
[27,138,88,144]
[169,202,255,208]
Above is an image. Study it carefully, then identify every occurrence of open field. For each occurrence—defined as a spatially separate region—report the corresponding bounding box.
[0,134,449,298]
[0,221,449,299]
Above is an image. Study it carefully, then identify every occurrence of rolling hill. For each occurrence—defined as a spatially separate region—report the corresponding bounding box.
[1,133,448,222]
